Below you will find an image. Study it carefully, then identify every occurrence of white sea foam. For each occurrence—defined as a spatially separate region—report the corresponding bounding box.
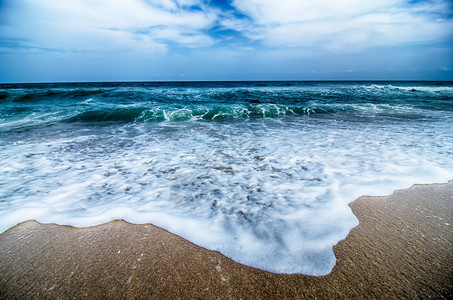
[363,84,453,93]
[1,111,452,276]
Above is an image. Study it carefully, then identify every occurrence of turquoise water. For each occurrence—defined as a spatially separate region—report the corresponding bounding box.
[1,81,452,275]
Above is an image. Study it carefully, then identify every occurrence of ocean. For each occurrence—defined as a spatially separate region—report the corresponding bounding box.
[0,81,452,275]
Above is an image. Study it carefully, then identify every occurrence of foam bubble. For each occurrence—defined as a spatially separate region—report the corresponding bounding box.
[1,112,452,275]
[1,83,452,275]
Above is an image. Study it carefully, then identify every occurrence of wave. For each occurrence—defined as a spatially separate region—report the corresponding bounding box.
[1,82,451,131]
[64,104,316,123]
[2,82,452,105]
[0,88,108,103]
[0,103,421,132]
[363,84,453,93]
[64,102,431,124]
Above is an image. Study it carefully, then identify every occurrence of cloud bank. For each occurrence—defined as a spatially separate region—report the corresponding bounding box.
[1,0,451,53]
[1,0,219,54]
[229,0,453,52]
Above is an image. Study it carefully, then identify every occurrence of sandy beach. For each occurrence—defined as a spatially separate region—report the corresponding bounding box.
[1,181,452,299]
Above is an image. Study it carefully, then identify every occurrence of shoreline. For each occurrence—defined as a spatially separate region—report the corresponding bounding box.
[1,181,452,299]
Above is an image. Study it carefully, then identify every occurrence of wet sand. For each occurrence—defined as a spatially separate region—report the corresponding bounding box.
[1,181,452,299]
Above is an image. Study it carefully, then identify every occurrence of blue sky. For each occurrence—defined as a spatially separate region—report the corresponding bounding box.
[0,0,452,82]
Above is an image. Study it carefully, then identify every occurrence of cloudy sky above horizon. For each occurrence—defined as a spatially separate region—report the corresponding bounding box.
[0,0,452,82]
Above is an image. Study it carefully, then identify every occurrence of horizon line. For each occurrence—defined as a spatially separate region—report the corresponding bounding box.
[1,79,452,85]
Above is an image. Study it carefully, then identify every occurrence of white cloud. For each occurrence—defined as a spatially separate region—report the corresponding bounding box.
[0,0,217,53]
[230,0,453,52]
[1,0,452,56]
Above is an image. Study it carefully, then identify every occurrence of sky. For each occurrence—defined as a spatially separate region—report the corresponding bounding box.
[0,0,452,82]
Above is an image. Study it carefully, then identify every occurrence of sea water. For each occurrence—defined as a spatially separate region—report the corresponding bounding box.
[0,81,452,275]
